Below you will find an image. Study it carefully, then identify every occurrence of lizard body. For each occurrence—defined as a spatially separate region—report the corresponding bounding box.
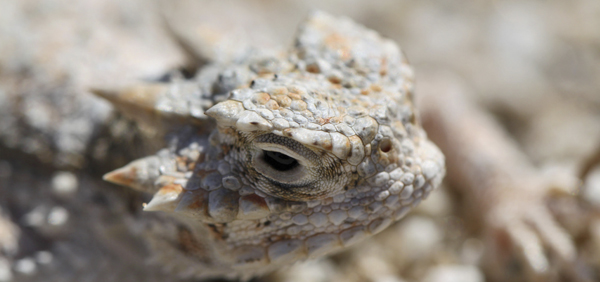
[100,12,445,280]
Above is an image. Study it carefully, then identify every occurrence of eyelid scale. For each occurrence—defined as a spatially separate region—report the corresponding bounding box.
[254,143,314,167]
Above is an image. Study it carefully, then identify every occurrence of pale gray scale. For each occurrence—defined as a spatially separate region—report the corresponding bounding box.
[222,176,242,190]
[306,233,340,258]
[421,160,441,180]
[353,116,378,144]
[400,185,414,200]
[346,106,368,118]
[400,173,415,185]
[368,217,392,234]
[336,124,356,136]
[384,195,400,207]
[288,121,300,128]
[414,174,426,190]
[257,109,274,120]
[208,189,239,223]
[306,123,321,130]
[348,206,366,219]
[230,88,255,102]
[357,158,377,178]
[374,190,390,201]
[390,168,404,180]
[340,226,369,246]
[202,172,223,191]
[388,182,404,194]
[378,125,395,139]
[369,172,390,187]
[249,56,289,74]
[249,78,271,90]
[306,102,318,114]
[242,99,257,110]
[327,210,348,226]
[367,202,383,213]
[218,163,231,175]
[272,118,290,130]
[293,115,309,125]
[322,124,336,132]
[267,240,305,264]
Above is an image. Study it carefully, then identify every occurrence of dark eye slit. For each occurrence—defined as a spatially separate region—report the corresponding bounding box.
[263,150,299,171]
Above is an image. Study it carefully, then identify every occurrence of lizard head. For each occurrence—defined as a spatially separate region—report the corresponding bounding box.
[100,11,445,279]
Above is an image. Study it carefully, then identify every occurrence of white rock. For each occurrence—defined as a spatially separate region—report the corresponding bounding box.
[14,258,36,275]
[51,171,78,196]
[397,216,442,260]
[423,265,484,282]
[0,257,12,282]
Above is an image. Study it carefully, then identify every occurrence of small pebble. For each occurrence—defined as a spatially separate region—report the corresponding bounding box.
[583,165,600,207]
[460,238,484,265]
[423,265,484,282]
[0,258,11,282]
[397,216,442,260]
[14,258,36,275]
[272,259,335,282]
[35,251,53,265]
[47,207,68,226]
[24,207,45,227]
[415,186,451,216]
[51,171,78,196]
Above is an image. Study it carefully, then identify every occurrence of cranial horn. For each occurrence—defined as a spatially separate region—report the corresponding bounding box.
[205,100,244,127]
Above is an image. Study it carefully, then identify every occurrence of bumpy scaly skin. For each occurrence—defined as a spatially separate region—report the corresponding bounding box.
[102,12,445,280]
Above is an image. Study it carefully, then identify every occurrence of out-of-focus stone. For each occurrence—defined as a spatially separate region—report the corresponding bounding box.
[47,207,69,226]
[35,251,53,265]
[0,210,18,255]
[414,185,451,216]
[269,259,336,282]
[0,257,12,282]
[460,238,484,265]
[396,216,442,260]
[584,165,600,207]
[51,171,78,197]
[423,265,484,282]
[14,258,36,275]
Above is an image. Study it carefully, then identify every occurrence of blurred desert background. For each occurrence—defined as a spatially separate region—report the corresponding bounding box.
[0,0,599,281]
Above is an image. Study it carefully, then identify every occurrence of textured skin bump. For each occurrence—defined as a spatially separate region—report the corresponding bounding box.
[267,240,306,264]
[102,11,445,280]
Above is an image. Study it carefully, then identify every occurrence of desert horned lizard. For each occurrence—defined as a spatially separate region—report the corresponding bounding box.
[99,11,445,280]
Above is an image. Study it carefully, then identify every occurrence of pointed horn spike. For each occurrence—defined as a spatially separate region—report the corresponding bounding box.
[91,84,168,128]
[103,156,161,193]
[103,165,138,186]
[91,84,165,109]
[143,184,184,212]
[205,100,244,127]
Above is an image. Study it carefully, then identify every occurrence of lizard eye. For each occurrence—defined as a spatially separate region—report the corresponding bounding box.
[251,134,316,185]
[252,146,308,184]
[250,134,349,201]
[263,151,299,171]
